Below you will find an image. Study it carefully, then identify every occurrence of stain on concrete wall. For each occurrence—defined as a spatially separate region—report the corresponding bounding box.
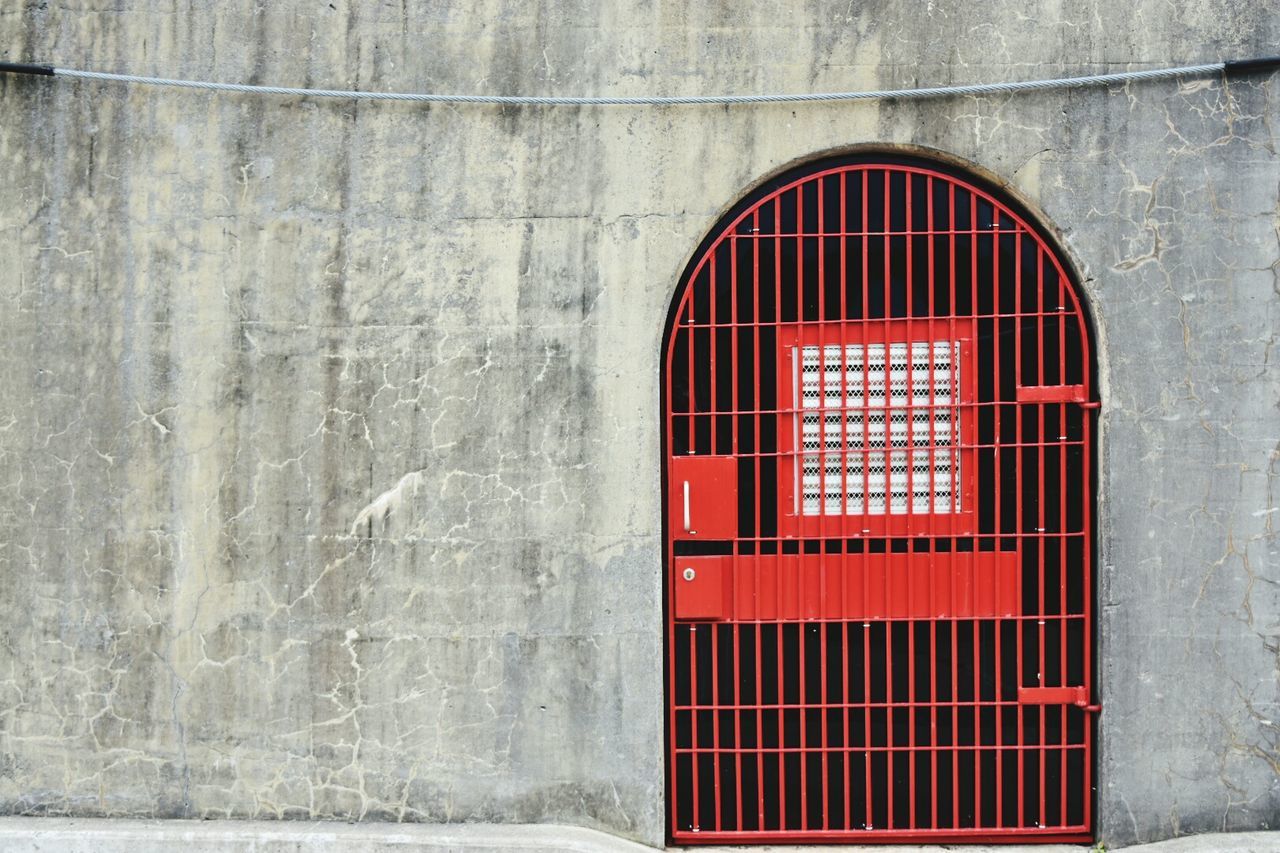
[0,1,1277,847]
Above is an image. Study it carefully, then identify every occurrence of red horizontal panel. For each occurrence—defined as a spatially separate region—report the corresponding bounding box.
[679,551,1019,621]
[1016,384,1089,404]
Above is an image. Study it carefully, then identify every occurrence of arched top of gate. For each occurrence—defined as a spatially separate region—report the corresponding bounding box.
[665,153,1092,381]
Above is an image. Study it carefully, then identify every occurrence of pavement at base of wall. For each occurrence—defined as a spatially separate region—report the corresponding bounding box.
[0,819,1275,852]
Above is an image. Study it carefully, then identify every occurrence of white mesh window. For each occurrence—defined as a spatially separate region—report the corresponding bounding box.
[797,340,959,516]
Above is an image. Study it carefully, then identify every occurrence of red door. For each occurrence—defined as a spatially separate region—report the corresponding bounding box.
[664,156,1097,843]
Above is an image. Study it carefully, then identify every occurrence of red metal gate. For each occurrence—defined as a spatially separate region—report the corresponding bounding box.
[663,155,1096,844]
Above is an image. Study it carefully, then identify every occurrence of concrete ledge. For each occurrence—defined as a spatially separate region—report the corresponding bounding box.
[0,819,657,853]
[0,818,1277,852]
[1120,833,1280,853]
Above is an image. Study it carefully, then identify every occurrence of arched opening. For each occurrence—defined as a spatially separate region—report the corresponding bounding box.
[662,153,1097,844]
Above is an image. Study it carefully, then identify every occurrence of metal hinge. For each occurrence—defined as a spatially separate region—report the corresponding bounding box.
[1017,686,1101,713]
[1015,384,1099,408]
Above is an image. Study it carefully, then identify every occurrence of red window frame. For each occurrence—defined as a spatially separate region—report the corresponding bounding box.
[777,318,976,538]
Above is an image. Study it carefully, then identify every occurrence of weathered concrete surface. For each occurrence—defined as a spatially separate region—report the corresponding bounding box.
[0,1,1277,849]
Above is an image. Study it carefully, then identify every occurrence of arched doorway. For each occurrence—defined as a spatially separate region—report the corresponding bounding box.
[662,153,1097,844]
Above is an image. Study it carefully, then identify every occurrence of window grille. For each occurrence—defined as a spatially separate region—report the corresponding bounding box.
[799,341,958,516]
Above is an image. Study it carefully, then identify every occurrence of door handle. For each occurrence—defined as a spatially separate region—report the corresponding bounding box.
[683,480,691,533]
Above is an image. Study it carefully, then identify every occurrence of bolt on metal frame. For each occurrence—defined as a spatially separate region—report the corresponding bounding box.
[663,155,1097,844]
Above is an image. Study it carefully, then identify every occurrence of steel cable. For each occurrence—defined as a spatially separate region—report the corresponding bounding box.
[31,62,1239,106]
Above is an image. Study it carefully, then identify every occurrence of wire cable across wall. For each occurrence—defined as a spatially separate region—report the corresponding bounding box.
[0,57,1277,107]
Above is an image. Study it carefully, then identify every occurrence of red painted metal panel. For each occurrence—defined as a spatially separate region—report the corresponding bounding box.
[674,556,731,621]
[670,455,738,540]
[709,552,1018,621]
[663,158,1096,844]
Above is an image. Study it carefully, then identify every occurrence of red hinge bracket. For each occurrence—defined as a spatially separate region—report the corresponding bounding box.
[1018,686,1101,712]
[1016,384,1095,406]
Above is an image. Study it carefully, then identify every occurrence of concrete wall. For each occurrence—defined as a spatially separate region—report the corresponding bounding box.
[0,1,1277,847]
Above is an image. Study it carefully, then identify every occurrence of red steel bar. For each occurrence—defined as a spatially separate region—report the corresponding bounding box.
[753,208,766,832]
[839,170,854,832]
[881,169,894,831]
[817,175,830,832]
[732,228,747,835]
[947,178,961,829]
[774,194,787,829]
[925,173,939,833]
[969,188,983,832]
[797,181,808,831]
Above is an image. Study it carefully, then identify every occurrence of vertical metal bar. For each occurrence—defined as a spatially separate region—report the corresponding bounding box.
[666,295,681,834]
[860,170,872,524]
[992,207,1004,830]
[863,620,874,827]
[861,168,874,831]
[793,348,801,518]
[904,170,918,831]
[882,168,895,829]
[710,251,718,459]
[1057,254,1069,828]
[926,173,939,831]
[753,207,767,832]
[732,622,742,833]
[885,617,895,831]
[690,625,701,830]
[709,246,723,833]
[929,620,937,830]
[885,168,896,543]
[948,179,961,830]
[859,172,871,524]
[840,168,853,831]
[777,620,787,831]
[688,259,696,454]
[796,179,809,830]
[711,626,722,832]
[1013,227,1025,830]
[839,172,850,537]
[776,192,788,831]
[970,188,983,828]
[731,229,743,833]
[1035,242,1047,831]
[817,174,831,833]
[730,237,737,452]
